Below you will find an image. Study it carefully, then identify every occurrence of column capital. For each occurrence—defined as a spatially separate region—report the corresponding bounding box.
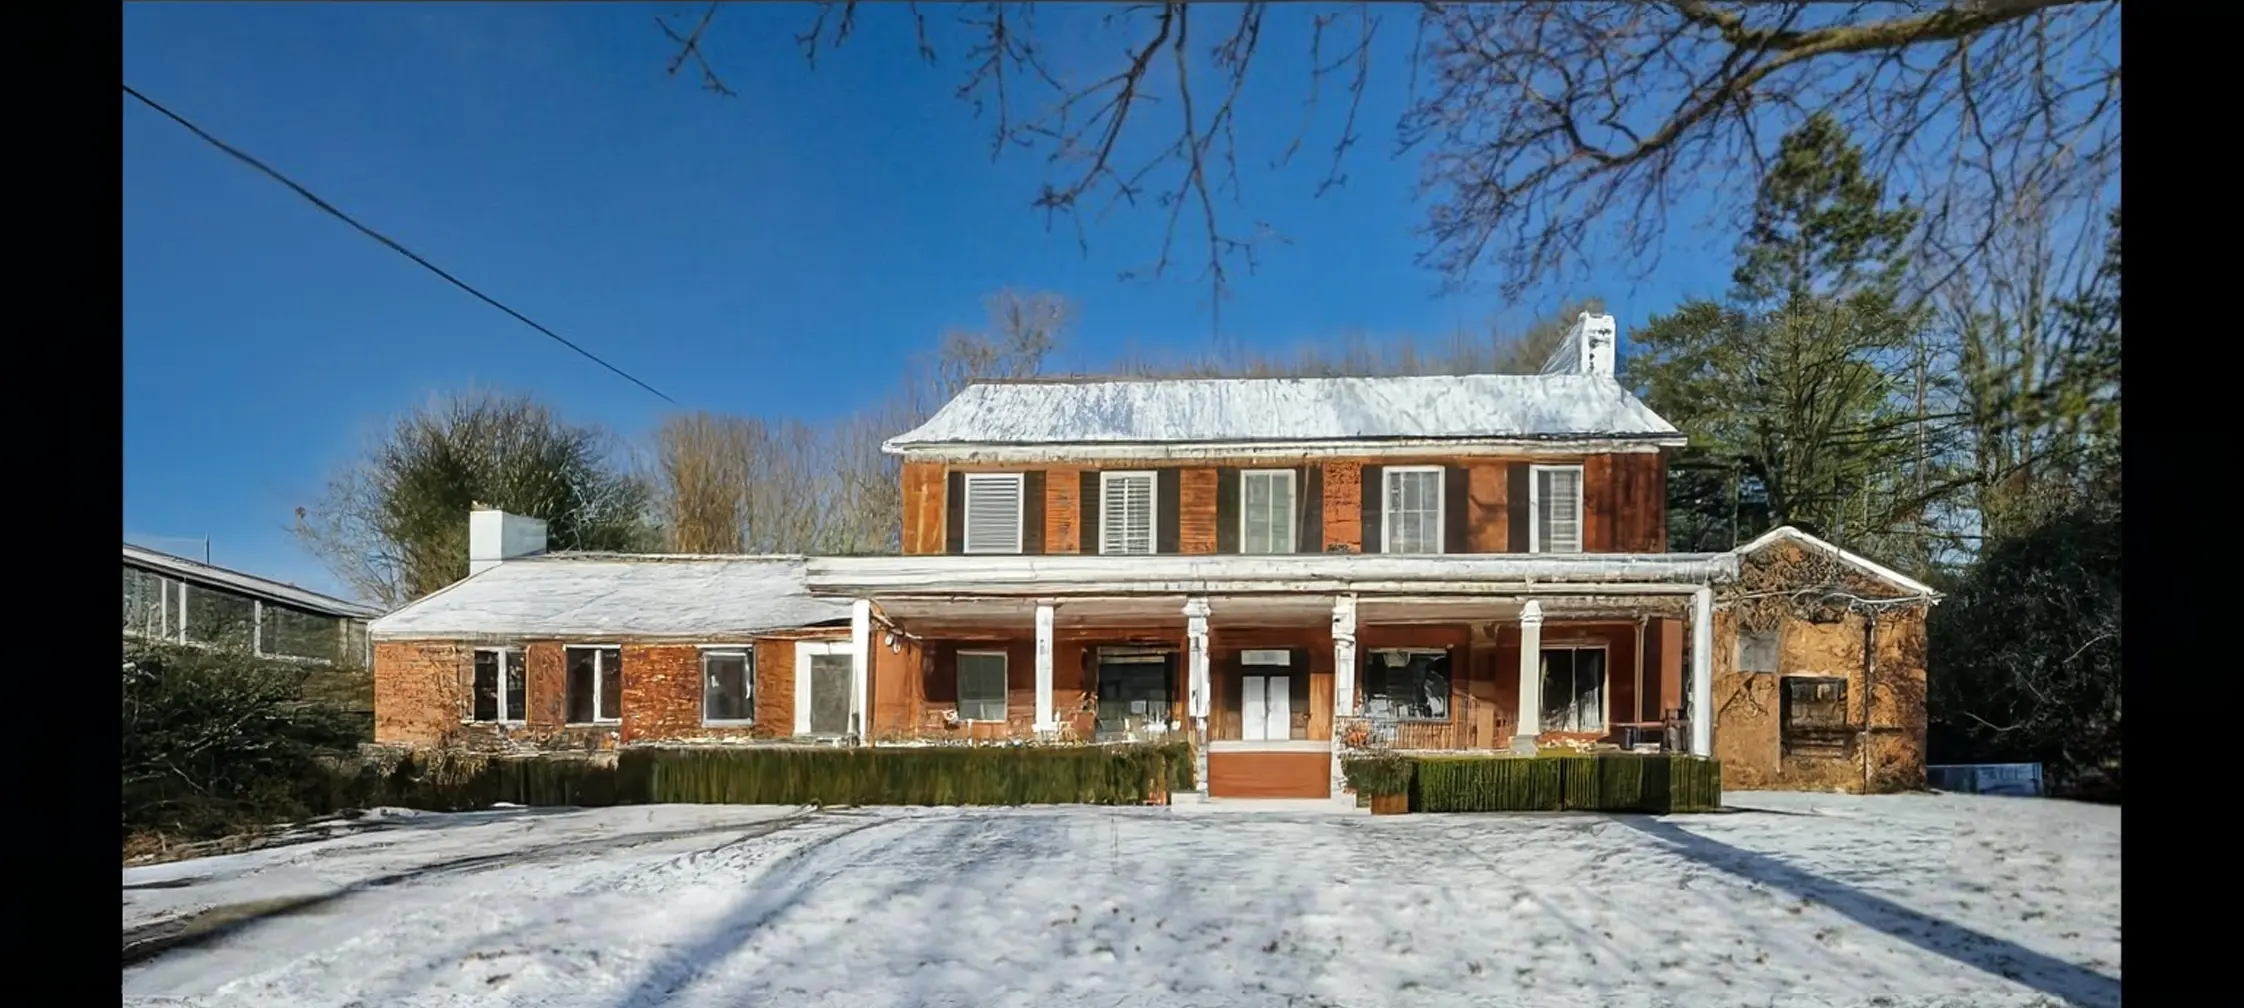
[1519,599,1545,626]
[1182,596,1211,620]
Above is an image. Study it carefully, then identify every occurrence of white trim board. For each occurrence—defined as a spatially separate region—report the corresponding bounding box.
[1736,525,1940,599]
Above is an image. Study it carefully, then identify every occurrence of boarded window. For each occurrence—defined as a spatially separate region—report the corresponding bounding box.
[1100,471,1157,555]
[261,604,341,662]
[123,566,167,636]
[1540,646,1608,733]
[472,649,526,722]
[703,648,753,723]
[1782,676,1850,756]
[1739,631,1780,674]
[957,651,1008,722]
[183,583,256,649]
[1534,465,1584,553]
[1241,470,1295,554]
[1383,468,1444,553]
[566,646,622,723]
[962,474,1025,554]
[1362,649,1450,722]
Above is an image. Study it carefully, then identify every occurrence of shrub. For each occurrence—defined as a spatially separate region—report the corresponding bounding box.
[1410,754,1722,813]
[1341,755,1416,797]
[635,743,1192,807]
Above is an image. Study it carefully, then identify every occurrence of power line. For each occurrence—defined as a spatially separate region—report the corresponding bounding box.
[122,83,680,406]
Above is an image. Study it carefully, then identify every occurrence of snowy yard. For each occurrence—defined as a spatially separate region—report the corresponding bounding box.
[121,792,2120,1008]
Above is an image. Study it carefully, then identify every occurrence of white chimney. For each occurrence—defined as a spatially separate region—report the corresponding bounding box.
[1539,312,1618,378]
[468,507,549,575]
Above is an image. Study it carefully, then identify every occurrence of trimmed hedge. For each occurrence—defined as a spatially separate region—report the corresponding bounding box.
[1340,755,1417,797]
[1408,753,1722,814]
[633,743,1195,807]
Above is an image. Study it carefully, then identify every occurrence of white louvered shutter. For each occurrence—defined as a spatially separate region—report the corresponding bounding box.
[1538,467,1583,553]
[1101,472,1156,555]
[962,474,1024,554]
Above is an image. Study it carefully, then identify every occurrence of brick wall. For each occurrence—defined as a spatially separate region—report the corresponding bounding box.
[1044,465,1082,554]
[1178,467,1218,554]
[754,638,796,735]
[373,641,468,747]
[1322,461,1363,552]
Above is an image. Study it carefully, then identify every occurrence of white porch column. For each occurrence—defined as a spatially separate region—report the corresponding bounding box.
[1330,594,1358,801]
[1184,597,1212,797]
[1510,600,1544,754]
[850,599,873,743]
[1033,603,1058,735]
[1690,585,1715,757]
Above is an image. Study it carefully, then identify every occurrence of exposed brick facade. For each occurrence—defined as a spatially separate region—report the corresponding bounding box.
[1044,465,1082,554]
[1178,467,1218,554]
[373,641,469,747]
[1321,461,1363,552]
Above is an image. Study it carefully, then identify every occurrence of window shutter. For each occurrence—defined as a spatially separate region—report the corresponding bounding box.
[1360,464,1384,553]
[1215,468,1241,554]
[1543,467,1584,553]
[1157,469,1181,554]
[1300,464,1323,552]
[1100,472,1156,554]
[962,474,1025,554]
[1022,471,1047,555]
[1444,465,1471,553]
[1506,463,1530,552]
[1079,470,1101,553]
[945,470,965,555]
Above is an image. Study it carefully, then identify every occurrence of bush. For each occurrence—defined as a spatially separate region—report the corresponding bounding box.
[633,743,1193,807]
[1341,755,1417,797]
[1411,753,1721,814]
[123,641,366,842]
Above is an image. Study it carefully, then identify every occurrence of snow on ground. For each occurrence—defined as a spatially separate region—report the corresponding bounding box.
[121,793,2119,1008]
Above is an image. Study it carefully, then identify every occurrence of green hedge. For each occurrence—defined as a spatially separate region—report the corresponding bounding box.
[633,743,1194,807]
[1341,755,1417,797]
[1408,753,1721,814]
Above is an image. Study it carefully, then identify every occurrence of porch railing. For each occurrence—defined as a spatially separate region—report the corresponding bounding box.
[1337,711,1512,753]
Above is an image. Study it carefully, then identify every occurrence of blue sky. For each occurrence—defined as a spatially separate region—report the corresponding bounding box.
[123,3,1735,598]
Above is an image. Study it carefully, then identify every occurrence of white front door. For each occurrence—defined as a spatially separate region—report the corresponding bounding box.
[1241,674,1292,741]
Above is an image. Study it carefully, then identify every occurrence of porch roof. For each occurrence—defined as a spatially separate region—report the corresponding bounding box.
[803,552,1736,599]
[370,554,853,641]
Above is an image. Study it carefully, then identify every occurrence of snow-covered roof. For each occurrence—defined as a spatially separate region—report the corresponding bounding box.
[884,374,1682,455]
[369,555,854,640]
[1736,526,1940,600]
[805,551,1737,597]
[124,543,382,619]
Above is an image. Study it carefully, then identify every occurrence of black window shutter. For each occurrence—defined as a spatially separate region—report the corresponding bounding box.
[1299,464,1324,553]
[1022,471,1047,554]
[1506,462,1531,552]
[1079,470,1101,554]
[1360,464,1385,553]
[1156,469,1181,554]
[1444,465,1471,553]
[1215,468,1241,553]
[945,470,966,555]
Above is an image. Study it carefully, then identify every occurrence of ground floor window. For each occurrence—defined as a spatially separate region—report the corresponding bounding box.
[472,648,526,723]
[1540,646,1608,733]
[1782,676,1850,755]
[1096,650,1174,740]
[565,646,622,724]
[702,647,753,724]
[1363,648,1450,721]
[957,650,1008,722]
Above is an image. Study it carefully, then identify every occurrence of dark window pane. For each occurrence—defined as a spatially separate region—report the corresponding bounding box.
[599,647,622,721]
[1541,647,1608,733]
[503,653,525,721]
[183,584,256,649]
[704,651,752,722]
[957,653,1008,721]
[566,649,597,724]
[123,567,165,635]
[472,652,500,722]
[1363,650,1450,721]
[261,604,341,662]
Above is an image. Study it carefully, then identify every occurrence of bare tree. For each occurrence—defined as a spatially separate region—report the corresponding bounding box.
[652,412,760,553]
[1108,297,1602,379]
[667,3,2117,304]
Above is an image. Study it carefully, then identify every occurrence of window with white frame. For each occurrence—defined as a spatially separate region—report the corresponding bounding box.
[703,647,754,724]
[1531,464,1585,553]
[1383,467,1444,553]
[1362,648,1451,722]
[565,646,622,723]
[962,473,1026,554]
[1240,469,1295,554]
[472,649,526,723]
[956,650,1008,722]
[1539,645,1608,733]
[1100,471,1158,555]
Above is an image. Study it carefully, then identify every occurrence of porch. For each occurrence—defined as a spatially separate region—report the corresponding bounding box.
[804,553,1731,800]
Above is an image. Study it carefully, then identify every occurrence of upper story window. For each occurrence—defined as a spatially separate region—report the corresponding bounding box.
[1100,471,1158,555]
[1241,469,1295,554]
[1531,464,1584,553]
[1383,466,1444,554]
[961,473,1025,554]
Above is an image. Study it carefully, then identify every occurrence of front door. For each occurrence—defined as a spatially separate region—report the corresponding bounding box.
[1241,674,1293,741]
[795,641,857,737]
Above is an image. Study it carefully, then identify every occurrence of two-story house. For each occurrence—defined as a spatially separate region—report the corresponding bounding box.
[370,314,1938,796]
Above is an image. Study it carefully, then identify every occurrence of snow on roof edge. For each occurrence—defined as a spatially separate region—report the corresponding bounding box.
[1736,526,1940,600]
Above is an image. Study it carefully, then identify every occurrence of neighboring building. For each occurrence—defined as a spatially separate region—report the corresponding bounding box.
[371,314,1939,794]
[123,543,380,665]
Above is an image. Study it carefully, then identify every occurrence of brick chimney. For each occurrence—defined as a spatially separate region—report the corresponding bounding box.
[1539,312,1618,378]
[468,506,548,575]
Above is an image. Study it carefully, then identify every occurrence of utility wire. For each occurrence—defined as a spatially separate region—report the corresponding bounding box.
[122,83,680,406]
